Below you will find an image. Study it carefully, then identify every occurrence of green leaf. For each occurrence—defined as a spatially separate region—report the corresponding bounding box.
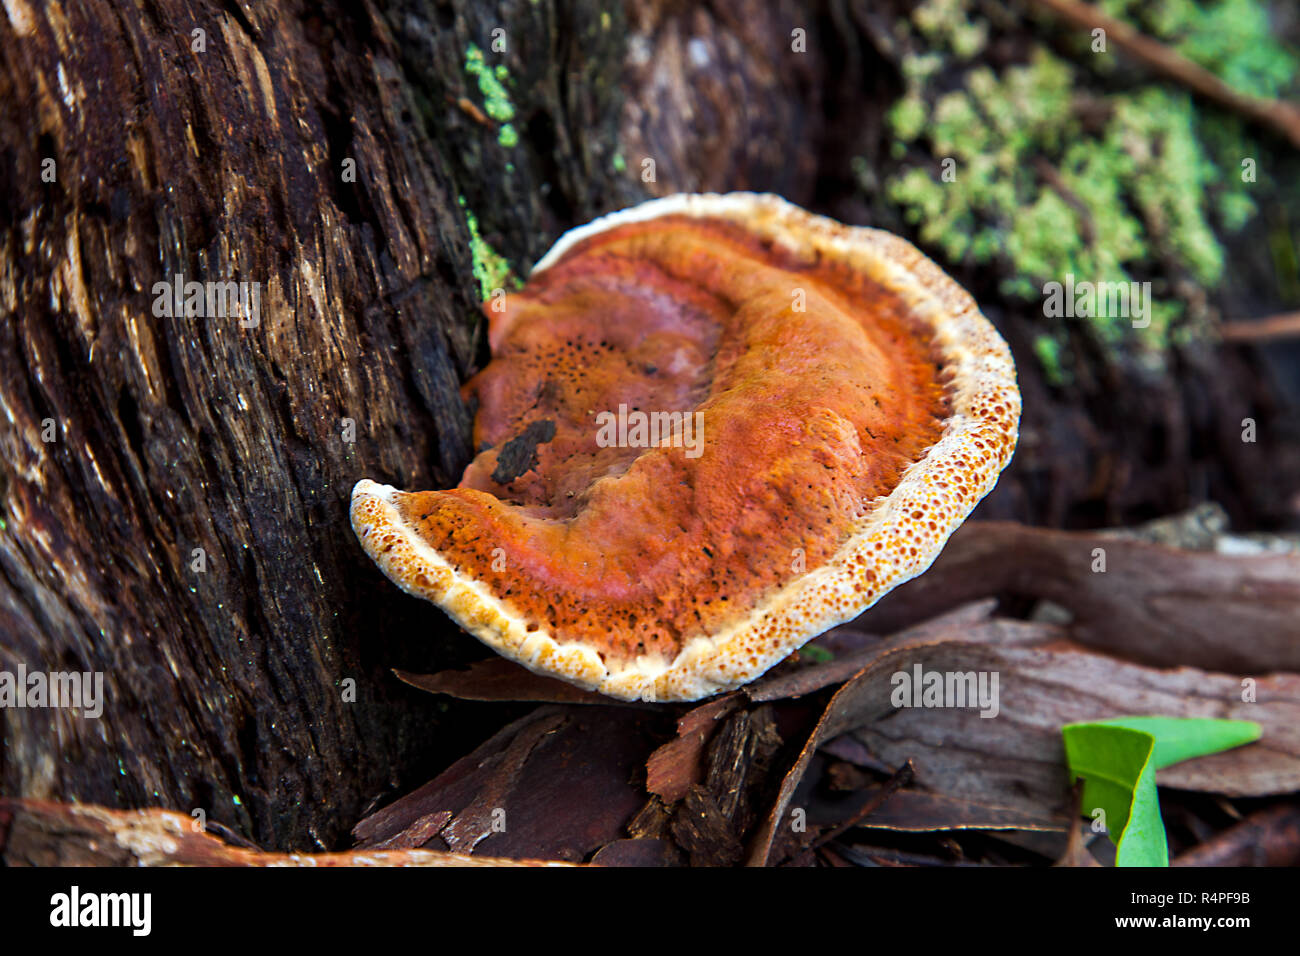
[1087,717,1260,770]
[1062,717,1261,867]
[1063,724,1166,865]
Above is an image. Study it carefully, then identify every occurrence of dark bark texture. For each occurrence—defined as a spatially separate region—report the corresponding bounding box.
[0,0,638,850]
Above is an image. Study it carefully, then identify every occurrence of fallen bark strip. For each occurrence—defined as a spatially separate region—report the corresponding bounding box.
[856,522,1300,675]
[352,705,662,861]
[0,799,569,866]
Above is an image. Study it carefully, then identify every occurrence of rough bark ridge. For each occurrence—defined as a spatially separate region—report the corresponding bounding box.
[0,0,630,850]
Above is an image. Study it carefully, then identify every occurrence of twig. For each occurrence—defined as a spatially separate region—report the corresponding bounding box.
[1220,311,1300,342]
[809,760,916,852]
[1028,0,1300,152]
[1053,779,1102,866]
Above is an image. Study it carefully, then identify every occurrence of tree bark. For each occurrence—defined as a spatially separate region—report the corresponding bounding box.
[0,0,633,850]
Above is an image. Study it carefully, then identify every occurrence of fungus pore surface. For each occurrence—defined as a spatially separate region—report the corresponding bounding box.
[352,193,1020,701]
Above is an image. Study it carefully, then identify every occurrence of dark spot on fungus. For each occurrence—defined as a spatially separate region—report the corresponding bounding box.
[490,419,557,485]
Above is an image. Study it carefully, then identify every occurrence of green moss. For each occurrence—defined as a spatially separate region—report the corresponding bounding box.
[1101,0,1296,99]
[889,94,928,143]
[465,43,518,148]
[1115,90,1224,287]
[1102,0,1293,240]
[458,195,518,300]
[913,0,988,59]
[880,0,1291,370]
[1033,334,1069,387]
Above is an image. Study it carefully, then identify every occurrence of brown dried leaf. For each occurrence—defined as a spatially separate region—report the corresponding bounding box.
[370,811,452,850]
[590,838,683,867]
[354,705,666,862]
[394,659,633,705]
[831,787,1067,834]
[1172,803,1300,866]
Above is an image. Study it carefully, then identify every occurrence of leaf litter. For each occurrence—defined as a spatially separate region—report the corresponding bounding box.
[356,525,1300,866]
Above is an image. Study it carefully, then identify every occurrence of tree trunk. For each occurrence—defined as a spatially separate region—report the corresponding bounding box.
[0,0,633,850]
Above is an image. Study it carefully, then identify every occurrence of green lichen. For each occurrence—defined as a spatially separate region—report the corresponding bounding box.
[465,43,518,148]
[880,0,1295,373]
[459,195,518,300]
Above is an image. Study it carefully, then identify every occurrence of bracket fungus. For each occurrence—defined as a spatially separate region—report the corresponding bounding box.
[351,192,1020,702]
